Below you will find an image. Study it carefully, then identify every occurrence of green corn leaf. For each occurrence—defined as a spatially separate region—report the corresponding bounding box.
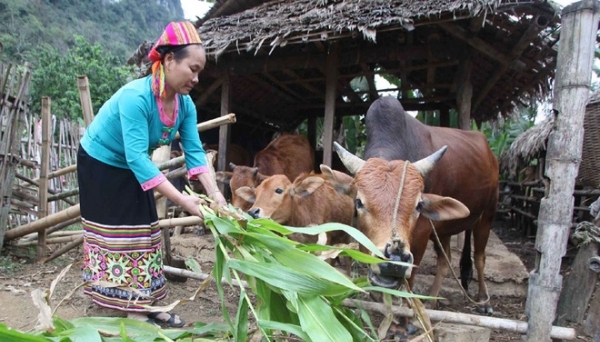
[228,259,353,297]
[296,295,352,342]
[244,233,364,293]
[188,322,231,337]
[52,316,75,334]
[234,290,249,342]
[185,258,202,274]
[207,215,244,235]
[0,324,50,342]
[257,320,310,341]
[68,317,161,338]
[333,306,377,342]
[284,223,384,258]
[57,324,102,342]
[119,322,136,342]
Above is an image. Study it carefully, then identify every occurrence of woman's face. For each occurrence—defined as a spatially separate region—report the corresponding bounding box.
[164,44,206,95]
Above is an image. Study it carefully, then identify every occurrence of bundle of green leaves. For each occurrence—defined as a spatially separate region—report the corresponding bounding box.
[0,202,427,341]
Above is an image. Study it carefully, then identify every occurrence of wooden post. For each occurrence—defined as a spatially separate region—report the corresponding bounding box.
[77,76,94,127]
[322,43,339,167]
[555,241,599,326]
[455,54,472,130]
[439,108,450,128]
[37,97,51,260]
[0,65,31,248]
[218,75,231,193]
[524,1,600,341]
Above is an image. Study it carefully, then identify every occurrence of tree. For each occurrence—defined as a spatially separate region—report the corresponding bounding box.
[29,35,136,121]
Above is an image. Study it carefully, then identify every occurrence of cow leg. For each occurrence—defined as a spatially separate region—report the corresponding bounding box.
[427,235,451,309]
[473,218,493,315]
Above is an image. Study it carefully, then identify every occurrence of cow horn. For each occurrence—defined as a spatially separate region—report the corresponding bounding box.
[412,145,448,176]
[333,142,364,175]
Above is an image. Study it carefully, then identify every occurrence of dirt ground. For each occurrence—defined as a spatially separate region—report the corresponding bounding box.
[0,219,593,341]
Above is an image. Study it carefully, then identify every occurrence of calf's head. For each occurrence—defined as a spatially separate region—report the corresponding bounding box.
[236,174,325,224]
[333,142,470,288]
[216,163,267,211]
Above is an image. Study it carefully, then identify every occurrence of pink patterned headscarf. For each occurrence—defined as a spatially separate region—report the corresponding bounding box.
[148,21,202,97]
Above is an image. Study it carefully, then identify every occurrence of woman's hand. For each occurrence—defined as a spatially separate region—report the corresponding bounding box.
[179,192,206,218]
[213,190,227,208]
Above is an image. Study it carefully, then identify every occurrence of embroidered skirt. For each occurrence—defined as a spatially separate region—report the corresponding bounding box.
[77,146,166,312]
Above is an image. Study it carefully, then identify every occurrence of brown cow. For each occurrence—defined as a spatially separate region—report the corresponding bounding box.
[216,134,314,211]
[235,170,354,246]
[333,96,498,315]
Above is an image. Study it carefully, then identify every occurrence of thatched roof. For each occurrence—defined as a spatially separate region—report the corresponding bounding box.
[499,116,555,176]
[500,91,600,188]
[132,0,562,142]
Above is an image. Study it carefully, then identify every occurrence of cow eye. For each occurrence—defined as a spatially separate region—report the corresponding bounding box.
[275,188,284,194]
[355,198,364,210]
[416,201,424,212]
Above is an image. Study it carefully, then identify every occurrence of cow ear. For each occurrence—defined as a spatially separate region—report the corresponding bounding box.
[256,172,268,185]
[419,193,470,221]
[235,186,256,203]
[294,176,325,197]
[215,171,232,185]
[319,164,355,196]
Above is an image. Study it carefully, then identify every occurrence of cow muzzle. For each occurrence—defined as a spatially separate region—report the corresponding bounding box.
[248,208,262,219]
[368,244,414,289]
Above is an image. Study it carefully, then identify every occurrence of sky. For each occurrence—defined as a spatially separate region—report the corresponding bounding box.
[181,0,213,20]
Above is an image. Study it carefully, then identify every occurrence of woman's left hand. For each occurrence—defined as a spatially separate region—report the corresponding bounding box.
[212,190,227,208]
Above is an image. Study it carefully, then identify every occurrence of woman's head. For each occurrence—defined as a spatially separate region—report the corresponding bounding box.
[148,21,204,98]
[159,44,206,96]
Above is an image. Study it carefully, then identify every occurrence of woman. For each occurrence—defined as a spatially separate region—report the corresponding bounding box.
[77,21,226,327]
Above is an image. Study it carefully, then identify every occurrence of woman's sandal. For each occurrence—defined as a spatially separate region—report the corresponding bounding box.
[147,312,185,328]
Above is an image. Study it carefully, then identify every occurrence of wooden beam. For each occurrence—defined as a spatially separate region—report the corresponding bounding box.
[360,63,379,101]
[282,69,324,99]
[77,76,95,126]
[279,60,458,85]
[438,22,513,66]
[473,14,552,112]
[218,75,231,183]
[263,72,305,102]
[440,107,450,127]
[322,43,339,167]
[455,55,473,130]
[247,74,301,103]
[214,44,428,76]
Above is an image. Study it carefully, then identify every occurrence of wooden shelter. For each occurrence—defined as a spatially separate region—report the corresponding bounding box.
[497,91,600,236]
[131,0,562,168]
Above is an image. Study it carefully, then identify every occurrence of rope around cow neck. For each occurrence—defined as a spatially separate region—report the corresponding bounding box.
[390,161,410,245]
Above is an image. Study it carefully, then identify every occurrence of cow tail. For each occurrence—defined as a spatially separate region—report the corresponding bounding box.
[459,229,473,291]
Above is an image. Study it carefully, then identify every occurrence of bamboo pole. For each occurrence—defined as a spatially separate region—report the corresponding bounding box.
[29,114,237,183]
[0,65,31,248]
[524,1,600,341]
[18,234,81,247]
[77,76,94,127]
[42,236,83,263]
[342,299,576,340]
[4,166,187,241]
[163,265,249,288]
[37,97,51,260]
